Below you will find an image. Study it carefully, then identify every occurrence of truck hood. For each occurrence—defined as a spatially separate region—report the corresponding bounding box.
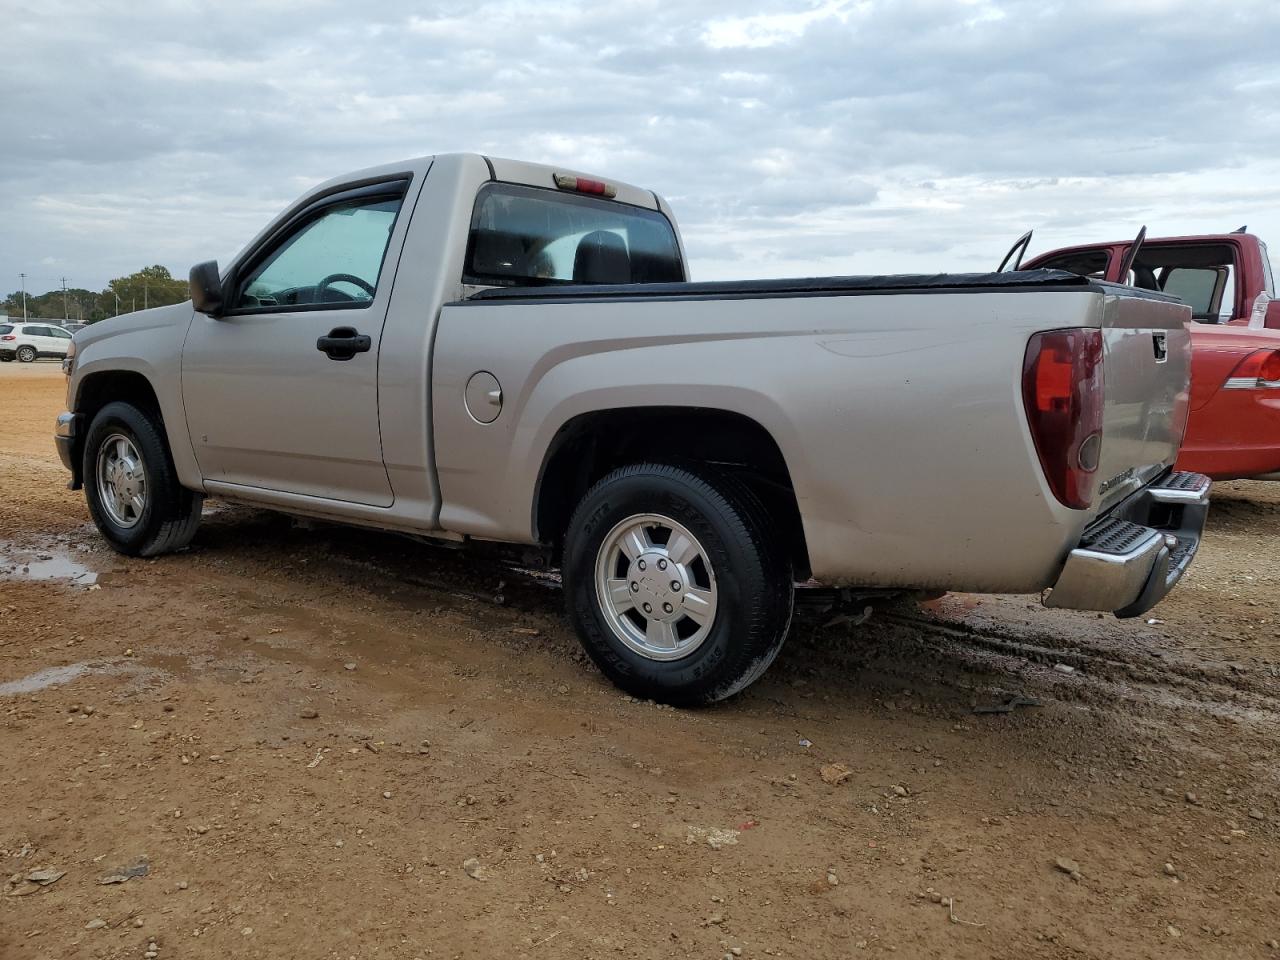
[75,301,194,347]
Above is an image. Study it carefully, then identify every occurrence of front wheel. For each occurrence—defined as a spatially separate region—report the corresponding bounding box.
[83,401,203,557]
[563,464,793,706]
[16,346,36,363]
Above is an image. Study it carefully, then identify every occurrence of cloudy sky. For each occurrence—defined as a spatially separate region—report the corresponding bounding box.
[2,0,1279,295]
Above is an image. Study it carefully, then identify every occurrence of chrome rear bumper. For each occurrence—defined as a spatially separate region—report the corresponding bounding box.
[1044,470,1210,618]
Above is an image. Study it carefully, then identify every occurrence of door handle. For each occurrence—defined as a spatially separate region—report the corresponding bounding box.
[316,327,372,361]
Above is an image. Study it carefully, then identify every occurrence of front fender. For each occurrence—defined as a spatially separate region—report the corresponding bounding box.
[68,305,202,491]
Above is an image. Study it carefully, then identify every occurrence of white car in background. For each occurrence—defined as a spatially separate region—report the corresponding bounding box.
[0,322,75,363]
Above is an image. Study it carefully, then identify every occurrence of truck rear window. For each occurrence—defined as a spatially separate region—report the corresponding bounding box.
[465,183,683,287]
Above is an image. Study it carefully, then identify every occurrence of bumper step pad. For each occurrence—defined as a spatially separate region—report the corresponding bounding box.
[1045,470,1211,618]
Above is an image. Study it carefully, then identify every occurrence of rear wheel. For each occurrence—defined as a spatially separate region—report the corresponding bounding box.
[16,346,36,363]
[563,463,793,706]
[0,355,12,362]
[83,401,203,557]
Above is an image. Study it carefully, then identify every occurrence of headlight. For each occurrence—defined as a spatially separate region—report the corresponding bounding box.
[62,340,76,375]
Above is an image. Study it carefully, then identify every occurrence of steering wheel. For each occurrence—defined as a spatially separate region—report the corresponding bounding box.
[315,273,375,301]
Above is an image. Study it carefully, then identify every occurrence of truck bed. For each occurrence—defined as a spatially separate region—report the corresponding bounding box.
[436,270,1192,593]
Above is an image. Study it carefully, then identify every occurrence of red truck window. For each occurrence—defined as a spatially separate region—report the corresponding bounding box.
[1036,250,1109,278]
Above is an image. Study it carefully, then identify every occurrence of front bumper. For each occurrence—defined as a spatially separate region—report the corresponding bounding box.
[1044,470,1210,619]
[55,411,82,488]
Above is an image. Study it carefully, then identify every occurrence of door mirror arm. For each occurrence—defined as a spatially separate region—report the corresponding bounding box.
[190,261,226,317]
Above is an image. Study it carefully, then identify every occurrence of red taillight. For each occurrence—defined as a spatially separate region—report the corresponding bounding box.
[1022,328,1105,510]
[552,172,617,198]
[1224,348,1280,389]
[0,335,14,341]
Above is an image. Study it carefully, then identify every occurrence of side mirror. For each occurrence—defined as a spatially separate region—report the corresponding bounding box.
[190,261,224,316]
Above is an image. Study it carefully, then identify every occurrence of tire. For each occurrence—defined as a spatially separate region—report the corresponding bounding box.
[16,346,36,363]
[0,355,12,362]
[563,463,793,706]
[83,401,203,557]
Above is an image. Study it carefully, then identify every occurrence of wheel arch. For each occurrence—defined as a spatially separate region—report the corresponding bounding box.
[533,406,811,579]
[69,370,165,489]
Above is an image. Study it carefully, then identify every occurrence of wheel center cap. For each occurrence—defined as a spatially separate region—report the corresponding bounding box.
[632,551,684,621]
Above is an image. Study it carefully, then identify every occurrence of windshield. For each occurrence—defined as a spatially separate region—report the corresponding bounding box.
[465,183,683,286]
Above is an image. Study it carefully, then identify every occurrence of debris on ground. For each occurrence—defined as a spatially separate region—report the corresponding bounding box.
[819,763,852,785]
[25,868,64,886]
[1054,857,1082,882]
[685,826,740,850]
[98,856,149,884]
[973,694,1043,715]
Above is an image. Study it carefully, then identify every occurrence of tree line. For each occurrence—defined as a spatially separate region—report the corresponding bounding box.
[2,265,190,324]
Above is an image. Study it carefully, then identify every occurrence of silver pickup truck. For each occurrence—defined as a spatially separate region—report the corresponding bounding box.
[55,153,1209,704]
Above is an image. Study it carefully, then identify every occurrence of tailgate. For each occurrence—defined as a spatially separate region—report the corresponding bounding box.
[1094,287,1193,512]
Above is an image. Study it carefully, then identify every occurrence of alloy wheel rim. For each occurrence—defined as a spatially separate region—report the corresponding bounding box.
[594,513,718,661]
[96,433,147,529]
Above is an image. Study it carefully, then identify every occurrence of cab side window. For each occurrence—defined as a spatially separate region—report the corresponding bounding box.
[1136,243,1239,323]
[233,189,405,312]
[1161,268,1224,320]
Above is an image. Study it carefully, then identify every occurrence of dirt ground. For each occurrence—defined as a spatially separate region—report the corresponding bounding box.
[3,361,1280,960]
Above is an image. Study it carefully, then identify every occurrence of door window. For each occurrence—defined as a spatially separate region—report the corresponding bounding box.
[234,194,404,311]
[1132,242,1239,322]
[1161,268,1221,317]
[49,327,72,339]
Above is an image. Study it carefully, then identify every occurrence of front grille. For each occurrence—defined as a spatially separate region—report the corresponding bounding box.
[1082,518,1154,555]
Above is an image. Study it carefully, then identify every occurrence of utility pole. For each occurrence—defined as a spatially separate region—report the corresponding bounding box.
[144,277,149,311]
[18,272,27,320]
[113,291,120,316]
[59,277,69,320]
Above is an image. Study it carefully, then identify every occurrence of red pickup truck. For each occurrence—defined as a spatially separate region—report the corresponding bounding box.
[1010,230,1280,481]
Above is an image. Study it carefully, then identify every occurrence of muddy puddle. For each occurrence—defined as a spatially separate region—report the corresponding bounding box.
[0,659,144,696]
[0,539,98,585]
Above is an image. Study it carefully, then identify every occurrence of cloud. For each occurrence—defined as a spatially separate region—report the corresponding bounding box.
[0,0,1278,293]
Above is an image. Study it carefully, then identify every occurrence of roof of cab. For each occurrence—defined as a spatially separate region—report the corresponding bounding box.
[305,152,660,211]
[1028,233,1263,261]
